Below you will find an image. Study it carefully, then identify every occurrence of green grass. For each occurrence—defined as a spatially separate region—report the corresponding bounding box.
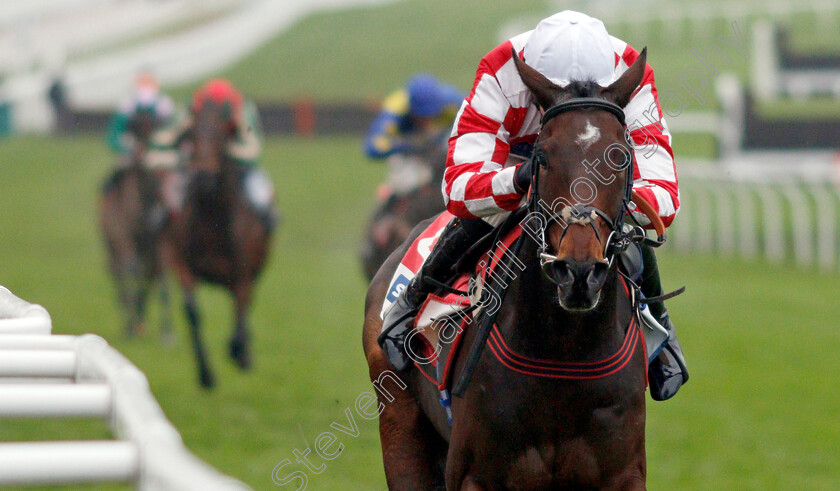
[165,0,759,108]
[160,0,750,161]
[158,0,840,163]
[168,0,541,103]
[650,253,840,490]
[1,134,839,489]
[0,134,386,490]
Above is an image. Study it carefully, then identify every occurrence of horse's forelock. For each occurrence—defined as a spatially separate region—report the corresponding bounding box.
[559,78,602,100]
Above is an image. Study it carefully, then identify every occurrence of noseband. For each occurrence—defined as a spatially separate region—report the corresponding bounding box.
[527,97,661,285]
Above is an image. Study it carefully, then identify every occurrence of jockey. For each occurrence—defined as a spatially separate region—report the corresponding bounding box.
[364,74,465,197]
[107,70,174,164]
[146,79,276,228]
[380,10,688,401]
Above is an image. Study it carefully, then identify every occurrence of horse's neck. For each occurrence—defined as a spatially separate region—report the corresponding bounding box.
[218,154,240,188]
[123,158,155,203]
[500,238,629,360]
[193,146,240,204]
[136,167,158,207]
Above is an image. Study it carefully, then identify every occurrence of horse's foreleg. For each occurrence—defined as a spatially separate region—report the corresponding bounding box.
[111,269,133,336]
[175,263,215,388]
[135,282,150,336]
[229,282,253,370]
[125,275,144,338]
[158,235,176,346]
[367,350,445,490]
[184,288,215,388]
[159,277,175,346]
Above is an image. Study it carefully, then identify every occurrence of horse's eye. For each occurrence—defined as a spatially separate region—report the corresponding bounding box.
[624,151,634,169]
[534,151,547,168]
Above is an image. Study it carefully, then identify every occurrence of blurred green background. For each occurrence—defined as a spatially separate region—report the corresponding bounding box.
[2,0,840,489]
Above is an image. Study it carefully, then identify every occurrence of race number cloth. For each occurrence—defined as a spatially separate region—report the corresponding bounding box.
[380,212,461,324]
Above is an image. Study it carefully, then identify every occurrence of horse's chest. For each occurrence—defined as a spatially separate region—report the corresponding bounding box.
[459,383,645,489]
[504,441,601,489]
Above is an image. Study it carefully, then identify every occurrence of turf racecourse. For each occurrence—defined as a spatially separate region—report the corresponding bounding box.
[1,135,839,490]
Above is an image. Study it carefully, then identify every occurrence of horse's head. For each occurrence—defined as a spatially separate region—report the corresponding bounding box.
[513,48,647,311]
[189,81,241,190]
[126,109,160,162]
[130,109,158,141]
[189,99,237,193]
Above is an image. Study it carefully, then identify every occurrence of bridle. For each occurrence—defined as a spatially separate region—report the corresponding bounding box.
[526,97,666,286]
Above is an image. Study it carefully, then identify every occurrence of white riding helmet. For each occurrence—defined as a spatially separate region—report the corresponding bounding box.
[523,11,616,87]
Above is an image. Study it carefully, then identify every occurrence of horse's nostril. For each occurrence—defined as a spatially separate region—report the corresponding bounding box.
[587,262,609,290]
[545,259,608,295]
[555,261,574,287]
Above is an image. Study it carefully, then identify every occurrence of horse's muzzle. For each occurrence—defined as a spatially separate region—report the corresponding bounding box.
[544,258,609,311]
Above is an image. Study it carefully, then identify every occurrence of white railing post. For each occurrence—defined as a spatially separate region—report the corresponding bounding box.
[0,441,139,487]
[756,185,787,263]
[694,181,715,253]
[0,286,52,334]
[711,184,736,256]
[735,184,759,259]
[780,184,815,268]
[0,286,251,490]
[810,185,838,271]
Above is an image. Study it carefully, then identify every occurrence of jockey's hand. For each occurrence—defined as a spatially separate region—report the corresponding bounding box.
[513,158,533,195]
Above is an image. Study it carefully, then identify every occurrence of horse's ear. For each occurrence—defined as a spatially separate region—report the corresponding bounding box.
[602,47,647,108]
[512,48,561,111]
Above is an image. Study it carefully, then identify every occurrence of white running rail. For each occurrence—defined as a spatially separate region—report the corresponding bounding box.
[0,286,251,490]
[667,170,840,272]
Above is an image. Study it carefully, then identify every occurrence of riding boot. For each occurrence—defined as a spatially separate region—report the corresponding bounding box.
[378,217,493,371]
[640,245,689,401]
[243,168,278,231]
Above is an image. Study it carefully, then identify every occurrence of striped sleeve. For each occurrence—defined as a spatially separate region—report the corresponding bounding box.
[616,42,680,228]
[443,40,532,219]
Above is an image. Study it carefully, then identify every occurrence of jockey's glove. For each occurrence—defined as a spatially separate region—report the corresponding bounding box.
[513,158,533,195]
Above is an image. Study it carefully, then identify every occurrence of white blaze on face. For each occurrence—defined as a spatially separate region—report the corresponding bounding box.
[575,120,601,152]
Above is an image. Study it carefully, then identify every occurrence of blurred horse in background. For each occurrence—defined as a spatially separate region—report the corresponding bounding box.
[360,143,448,280]
[170,98,274,388]
[100,110,173,340]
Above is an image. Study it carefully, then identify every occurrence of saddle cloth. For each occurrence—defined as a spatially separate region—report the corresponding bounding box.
[380,212,523,389]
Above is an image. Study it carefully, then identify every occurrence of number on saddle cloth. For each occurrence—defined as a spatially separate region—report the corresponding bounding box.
[380,213,454,322]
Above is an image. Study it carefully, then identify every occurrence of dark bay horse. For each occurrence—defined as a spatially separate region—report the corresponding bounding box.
[100,111,172,339]
[170,98,273,388]
[361,145,448,280]
[363,50,656,489]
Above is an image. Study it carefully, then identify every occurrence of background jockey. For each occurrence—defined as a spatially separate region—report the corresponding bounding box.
[380,10,688,401]
[364,74,465,198]
[107,70,174,166]
[146,79,277,229]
